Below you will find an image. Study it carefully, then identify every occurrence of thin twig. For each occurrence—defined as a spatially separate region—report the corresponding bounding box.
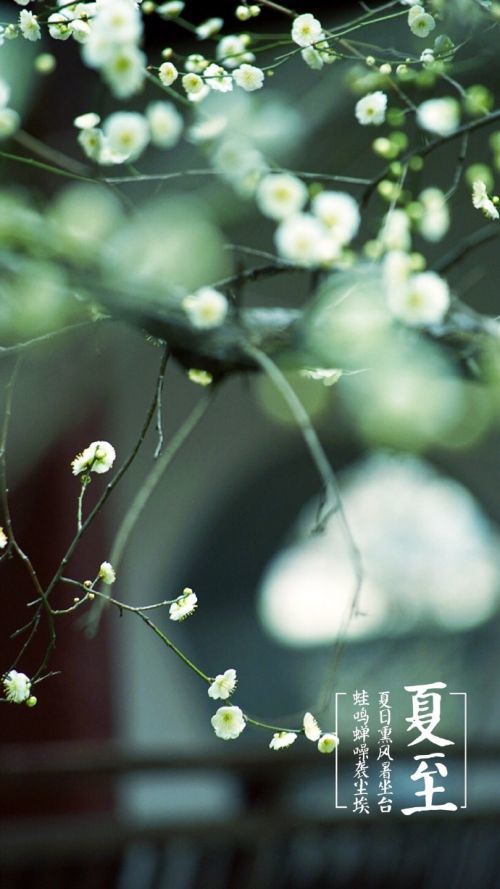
[108,392,213,579]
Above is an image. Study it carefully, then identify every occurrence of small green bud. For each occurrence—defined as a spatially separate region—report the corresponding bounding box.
[465,84,494,117]
[26,696,37,708]
[409,155,424,172]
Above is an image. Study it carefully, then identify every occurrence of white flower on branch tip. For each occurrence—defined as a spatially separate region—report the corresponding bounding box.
[169,588,198,621]
[312,191,360,246]
[318,732,339,754]
[418,187,449,242]
[270,731,298,750]
[211,705,246,740]
[103,112,150,162]
[416,97,460,136]
[48,11,72,40]
[102,45,146,98]
[146,102,182,148]
[472,180,499,220]
[233,64,264,92]
[275,213,337,267]
[208,668,237,700]
[0,526,7,548]
[408,7,436,38]
[355,91,387,126]
[387,271,450,327]
[3,670,31,703]
[196,17,224,40]
[185,54,209,74]
[157,1,185,18]
[74,112,101,130]
[256,173,308,221]
[99,561,116,585]
[19,9,41,41]
[182,73,205,96]
[217,34,254,70]
[72,441,116,476]
[182,287,228,329]
[303,711,321,741]
[291,13,324,47]
[204,63,233,93]
[158,61,178,87]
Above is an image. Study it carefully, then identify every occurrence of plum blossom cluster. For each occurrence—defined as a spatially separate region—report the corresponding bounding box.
[76,104,182,165]
[383,250,450,327]
[269,712,339,753]
[255,172,360,267]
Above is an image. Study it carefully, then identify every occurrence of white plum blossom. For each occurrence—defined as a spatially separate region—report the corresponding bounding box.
[0,526,7,548]
[408,5,436,38]
[212,138,267,194]
[146,102,182,148]
[182,287,228,329]
[291,13,324,47]
[157,1,185,18]
[318,733,339,754]
[355,91,387,126]
[99,561,116,585]
[270,731,298,750]
[233,64,264,91]
[185,54,209,74]
[217,34,254,69]
[196,17,224,40]
[387,271,450,326]
[420,47,435,67]
[380,208,411,252]
[159,61,178,87]
[256,173,308,221]
[103,112,150,162]
[102,45,146,98]
[275,213,336,266]
[3,670,31,703]
[208,668,237,700]
[182,73,205,96]
[81,0,145,98]
[78,127,105,161]
[74,112,101,130]
[416,97,460,136]
[19,9,41,41]
[211,705,246,740]
[96,1,142,43]
[303,711,321,741]
[204,63,233,93]
[312,191,360,246]
[418,188,450,241]
[169,587,198,621]
[472,180,499,220]
[72,441,116,475]
[301,47,324,70]
[48,11,72,40]
[187,115,228,143]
